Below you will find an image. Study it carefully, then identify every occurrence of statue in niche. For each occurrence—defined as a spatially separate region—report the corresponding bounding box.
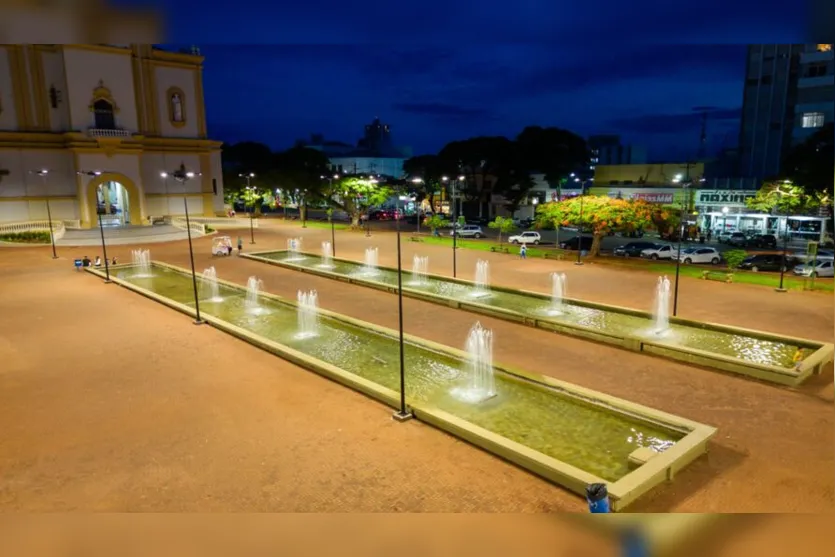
[171,93,184,122]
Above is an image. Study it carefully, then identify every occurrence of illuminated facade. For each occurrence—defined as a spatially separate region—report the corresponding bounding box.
[0,44,224,227]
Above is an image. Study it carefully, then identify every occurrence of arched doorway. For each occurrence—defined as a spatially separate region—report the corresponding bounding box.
[84,172,143,228]
[96,181,131,226]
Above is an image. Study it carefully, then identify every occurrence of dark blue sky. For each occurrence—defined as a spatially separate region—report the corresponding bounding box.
[124,0,808,160]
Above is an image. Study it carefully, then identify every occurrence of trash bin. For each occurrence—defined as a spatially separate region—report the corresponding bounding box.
[586,483,610,513]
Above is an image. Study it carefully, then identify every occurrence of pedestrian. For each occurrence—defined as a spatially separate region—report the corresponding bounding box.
[82,255,91,267]
[520,244,527,259]
[237,236,243,255]
[706,229,712,243]
[94,256,102,267]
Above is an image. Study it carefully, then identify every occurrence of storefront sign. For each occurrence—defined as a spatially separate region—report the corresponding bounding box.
[696,190,757,206]
[606,190,673,203]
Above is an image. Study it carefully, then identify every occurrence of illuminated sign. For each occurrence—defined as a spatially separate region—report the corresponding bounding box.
[696,190,757,206]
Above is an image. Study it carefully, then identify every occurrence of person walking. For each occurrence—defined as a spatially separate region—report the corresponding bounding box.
[237,236,243,255]
[520,243,527,260]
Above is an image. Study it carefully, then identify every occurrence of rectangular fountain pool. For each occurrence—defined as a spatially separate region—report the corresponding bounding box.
[245,250,834,386]
[91,262,716,510]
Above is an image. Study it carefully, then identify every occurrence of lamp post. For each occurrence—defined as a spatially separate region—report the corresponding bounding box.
[411,177,424,235]
[30,169,58,259]
[240,172,256,244]
[166,164,204,325]
[321,174,339,256]
[446,175,464,278]
[366,177,378,237]
[77,170,111,283]
[575,179,586,266]
[672,178,691,317]
[774,181,797,293]
[393,192,413,422]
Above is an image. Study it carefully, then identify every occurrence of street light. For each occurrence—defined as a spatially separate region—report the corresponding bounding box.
[365,177,378,238]
[774,181,797,293]
[321,174,340,256]
[411,177,424,235]
[165,164,204,325]
[239,172,256,244]
[77,170,111,283]
[445,175,465,278]
[30,169,57,259]
[392,192,413,423]
[575,182,587,266]
[672,180,692,316]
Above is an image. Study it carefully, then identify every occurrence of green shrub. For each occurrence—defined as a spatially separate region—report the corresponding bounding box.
[0,231,51,243]
[724,249,748,271]
[205,225,216,233]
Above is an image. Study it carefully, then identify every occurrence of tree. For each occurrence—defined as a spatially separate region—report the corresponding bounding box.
[536,196,664,257]
[221,141,275,202]
[329,175,393,228]
[515,126,589,193]
[438,136,515,218]
[272,146,332,221]
[424,214,446,236]
[745,181,821,215]
[488,216,516,244]
[403,154,449,213]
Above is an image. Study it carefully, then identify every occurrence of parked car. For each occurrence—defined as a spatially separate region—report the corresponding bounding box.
[679,247,721,265]
[793,259,835,278]
[450,224,484,238]
[508,231,541,245]
[559,236,593,251]
[747,234,778,249]
[727,232,748,246]
[640,244,677,260]
[792,249,834,262]
[613,241,658,257]
[716,229,735,243]
[738,254,792,272]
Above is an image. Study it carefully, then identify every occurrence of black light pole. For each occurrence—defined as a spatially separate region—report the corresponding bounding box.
[450,176,462,278]
[672,180,690,316]
[301,190,308,228]
[31,169,58,259]
[78,171,111,282]
[170,164,204,325]
[411,177,424,235]
[240,172,255,244]
[775,184,795,293]
[393,192,412,422]
[575,181,585,266]
[322,174,340,256]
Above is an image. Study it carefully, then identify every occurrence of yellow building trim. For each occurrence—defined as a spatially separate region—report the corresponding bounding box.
[28,45,51,131]
[64,44,132,56]
[202,193,215,216]
[152,59,201,70]
[146,192,205,198]
[144,58,159,135]
[88,80,120,113]
[165,86,187,128]
[58,46,74,130]
[151,49,204,66]
[83,172,143,228]
[0,196,76,202]
[194,66,207,138]
[130,46,147,134]
[7,45,32,130]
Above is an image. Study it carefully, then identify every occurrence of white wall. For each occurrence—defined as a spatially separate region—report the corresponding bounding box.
[0,47,18,130]
[62,47,138,132]
[140,152,202,194]
[0,149,75,197]
[153,65,199,138]
[40,49,72,132]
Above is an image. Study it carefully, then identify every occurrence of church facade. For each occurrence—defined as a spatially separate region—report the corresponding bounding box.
[0,44,225,228]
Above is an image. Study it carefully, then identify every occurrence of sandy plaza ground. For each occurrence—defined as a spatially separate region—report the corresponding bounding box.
[0,220,832,513]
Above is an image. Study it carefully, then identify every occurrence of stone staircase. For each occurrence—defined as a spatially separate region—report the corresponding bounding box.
[56,225,191,246]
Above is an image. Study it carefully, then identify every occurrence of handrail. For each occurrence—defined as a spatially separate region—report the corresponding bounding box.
[0,220,66,240]
[171,216,207,235]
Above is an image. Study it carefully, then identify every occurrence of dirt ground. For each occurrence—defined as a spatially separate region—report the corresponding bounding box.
[0,222,832,514]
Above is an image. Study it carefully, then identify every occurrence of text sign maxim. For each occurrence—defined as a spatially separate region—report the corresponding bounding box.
[697,190,757,206]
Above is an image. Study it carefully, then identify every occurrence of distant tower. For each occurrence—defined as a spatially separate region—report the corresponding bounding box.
[360,117,393,153]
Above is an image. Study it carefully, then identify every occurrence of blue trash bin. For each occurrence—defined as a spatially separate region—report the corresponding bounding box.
[586,483,610,513]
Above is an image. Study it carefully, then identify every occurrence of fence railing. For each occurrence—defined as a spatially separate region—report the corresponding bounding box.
[0,220,66,240]
[188,216,258,229]
[171,217,207,235]
[62,219,82,229]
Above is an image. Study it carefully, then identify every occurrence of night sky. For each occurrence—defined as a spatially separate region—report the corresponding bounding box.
[128,0,808,161]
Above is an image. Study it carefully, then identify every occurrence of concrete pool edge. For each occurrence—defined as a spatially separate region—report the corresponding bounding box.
[243,250,834,387]
[86,263,717,512]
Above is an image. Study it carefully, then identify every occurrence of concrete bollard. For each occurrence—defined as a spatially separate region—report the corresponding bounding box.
[586,482,610,513]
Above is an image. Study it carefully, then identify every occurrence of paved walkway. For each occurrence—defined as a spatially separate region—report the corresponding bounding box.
[1,224,833,512]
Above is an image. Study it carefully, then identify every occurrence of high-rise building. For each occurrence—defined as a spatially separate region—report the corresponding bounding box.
[737,44,834,180]
[587,135,647,169]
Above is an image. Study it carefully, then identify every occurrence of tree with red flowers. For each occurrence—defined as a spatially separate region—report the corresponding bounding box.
[535,195,667,257]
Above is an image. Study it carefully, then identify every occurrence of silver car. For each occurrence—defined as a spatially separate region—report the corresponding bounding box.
[450,224,484,238]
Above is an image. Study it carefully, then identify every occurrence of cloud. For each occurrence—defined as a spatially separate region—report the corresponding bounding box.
[608,107,742,135]
[392,102,493,120]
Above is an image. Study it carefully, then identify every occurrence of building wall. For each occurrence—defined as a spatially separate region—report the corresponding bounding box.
[593,163,705,185]
[62,46,139,133]
[0,45,222,227]
[329,156,405,177]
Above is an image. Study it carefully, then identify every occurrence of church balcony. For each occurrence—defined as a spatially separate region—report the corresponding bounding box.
[87,128,133,138]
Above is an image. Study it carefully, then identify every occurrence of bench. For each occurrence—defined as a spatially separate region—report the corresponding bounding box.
[542,250,565,261]
[148,215,167,225]
[702,270,733,283]
[490,245,511,254]
[409,236,423,242]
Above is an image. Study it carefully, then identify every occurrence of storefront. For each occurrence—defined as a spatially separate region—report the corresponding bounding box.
[696,189,829,243]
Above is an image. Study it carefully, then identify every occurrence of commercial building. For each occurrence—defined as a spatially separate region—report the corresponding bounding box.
[588,135,647,168]
[738,43,834,180]
[0,44,225,227]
